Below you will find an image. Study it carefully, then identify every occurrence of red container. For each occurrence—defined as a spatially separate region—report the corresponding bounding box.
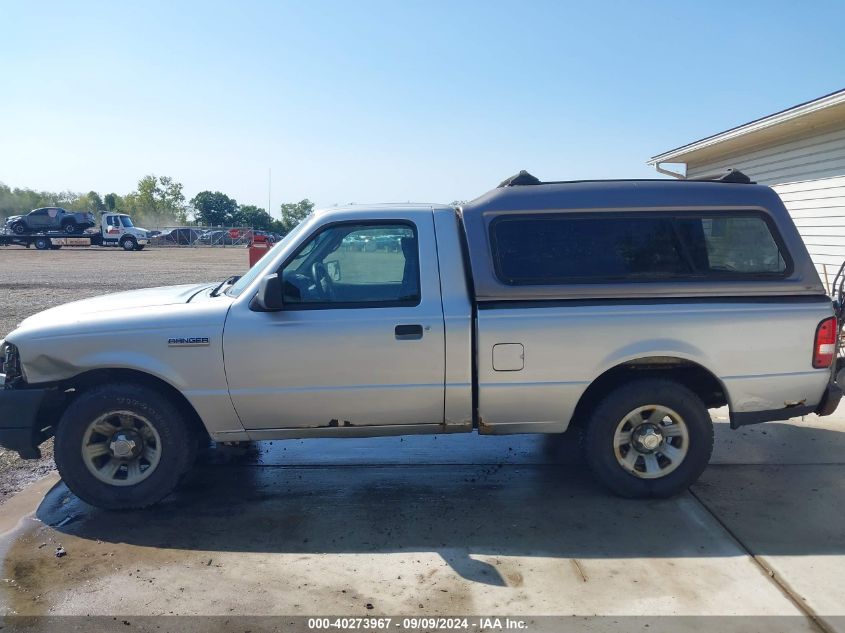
[248,234,270,267]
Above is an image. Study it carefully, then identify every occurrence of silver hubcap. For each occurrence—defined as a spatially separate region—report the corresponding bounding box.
[81,411,162,486]
[613,405,689,479]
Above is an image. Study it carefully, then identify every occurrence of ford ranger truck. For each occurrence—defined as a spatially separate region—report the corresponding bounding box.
[1,170,842,509]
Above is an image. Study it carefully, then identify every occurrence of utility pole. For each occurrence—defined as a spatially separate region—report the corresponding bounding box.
[268,168,272,216]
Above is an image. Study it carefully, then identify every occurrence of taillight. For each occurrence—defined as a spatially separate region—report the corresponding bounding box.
[813,317,838,368]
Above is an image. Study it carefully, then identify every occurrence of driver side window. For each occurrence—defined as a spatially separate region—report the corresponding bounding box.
[281,222,420,307]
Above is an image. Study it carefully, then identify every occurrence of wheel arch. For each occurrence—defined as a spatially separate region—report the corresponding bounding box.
[55,368,208,439]
[570,356,729,430]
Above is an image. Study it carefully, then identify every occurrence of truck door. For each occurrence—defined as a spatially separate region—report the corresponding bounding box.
[28,208,50,230]
[223,212,446,431]
[104,215,122,239]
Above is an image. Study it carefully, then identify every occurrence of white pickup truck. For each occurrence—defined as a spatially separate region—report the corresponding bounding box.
[1,171,842,509]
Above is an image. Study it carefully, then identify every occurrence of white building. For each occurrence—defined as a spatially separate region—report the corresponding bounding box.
[649,89,845,291]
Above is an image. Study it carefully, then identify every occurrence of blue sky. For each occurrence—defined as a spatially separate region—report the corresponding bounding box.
[1,0,843,213]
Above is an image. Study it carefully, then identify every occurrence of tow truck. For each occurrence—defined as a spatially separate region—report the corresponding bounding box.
[0,212,150,251]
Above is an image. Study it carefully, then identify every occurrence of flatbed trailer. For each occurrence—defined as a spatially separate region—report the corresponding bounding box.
[0,212,149,251]
[0,231,108,250]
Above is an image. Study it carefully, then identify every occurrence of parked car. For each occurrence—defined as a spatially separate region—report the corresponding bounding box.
[254,230,276,244]
[199,230,237,245]
[374,234,402,251]
[150,228,201,245]
[1,169,842,509]
[343,234,376,251]
[5,207,96,235]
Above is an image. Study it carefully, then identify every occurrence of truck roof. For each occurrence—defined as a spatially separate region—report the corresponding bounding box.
[316,203,454,216]
[462,172,785,216]
[460,170,826,302]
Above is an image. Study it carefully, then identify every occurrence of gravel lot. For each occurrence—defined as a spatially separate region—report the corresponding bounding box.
[0,245,250,503]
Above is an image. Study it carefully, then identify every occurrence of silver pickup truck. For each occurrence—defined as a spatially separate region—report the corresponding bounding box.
[1,170,842,509]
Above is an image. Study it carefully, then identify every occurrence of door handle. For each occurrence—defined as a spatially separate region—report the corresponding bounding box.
[395,324,424,340]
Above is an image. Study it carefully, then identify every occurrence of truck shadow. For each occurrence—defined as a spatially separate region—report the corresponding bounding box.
[31,423,845,587]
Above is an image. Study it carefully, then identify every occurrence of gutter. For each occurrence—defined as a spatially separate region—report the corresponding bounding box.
[648,88,845,166]
[654,162,686,179]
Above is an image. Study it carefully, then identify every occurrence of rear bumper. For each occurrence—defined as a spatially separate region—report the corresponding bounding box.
[816,380,843,417]
[730,376,843,428]
[818,360,845,416]
[0,380,50,459]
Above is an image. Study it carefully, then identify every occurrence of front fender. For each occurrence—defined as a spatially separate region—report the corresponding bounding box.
[27,348,189,389]
[9,301,246,438]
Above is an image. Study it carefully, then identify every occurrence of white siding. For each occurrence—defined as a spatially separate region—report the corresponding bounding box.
[772,175,845,293]
[684,124,845,293]
[686,126,845,186]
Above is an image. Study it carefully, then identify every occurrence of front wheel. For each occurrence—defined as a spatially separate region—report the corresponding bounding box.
[63,221,80,234]
[121,237,137,251]
[583,379,714,498]
[54,383,198,510]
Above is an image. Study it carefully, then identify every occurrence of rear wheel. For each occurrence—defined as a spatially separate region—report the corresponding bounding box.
[11,222,26,234]
[54,383,198,510]
[33,236,51,250]
[583,379,714,498]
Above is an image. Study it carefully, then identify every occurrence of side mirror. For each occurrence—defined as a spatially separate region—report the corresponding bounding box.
[326,259,342,281]
[249,273,285,312]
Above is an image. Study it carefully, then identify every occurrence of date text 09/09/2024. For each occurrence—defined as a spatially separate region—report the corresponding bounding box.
[307,617,528,630]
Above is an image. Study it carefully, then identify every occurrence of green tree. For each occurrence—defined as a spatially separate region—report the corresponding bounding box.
[87,191,106,212]
[125,175,188,226]
[158,177,185,216]
[237,204,273,230]
[191,190,238,226]
[279,199,314,233]
[60,191,105,213]
[104,193,120,212]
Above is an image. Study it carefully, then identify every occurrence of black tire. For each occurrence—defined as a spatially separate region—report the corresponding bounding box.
[62,220,79,234]
[11,221,26,235]
[54,383,198,510]
[583,379,714,498]
[33,237,51,250]
[121,236,137,251]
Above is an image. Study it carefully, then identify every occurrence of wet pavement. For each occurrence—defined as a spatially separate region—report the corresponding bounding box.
[1,410,844,630]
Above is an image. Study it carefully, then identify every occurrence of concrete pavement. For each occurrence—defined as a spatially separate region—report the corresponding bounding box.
[1,409,844,631]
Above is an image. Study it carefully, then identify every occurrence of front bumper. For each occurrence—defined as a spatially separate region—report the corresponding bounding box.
[0,377,51,459]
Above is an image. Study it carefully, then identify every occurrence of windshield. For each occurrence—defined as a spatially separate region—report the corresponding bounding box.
[119,216,134,227]
[226,219,312,297]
